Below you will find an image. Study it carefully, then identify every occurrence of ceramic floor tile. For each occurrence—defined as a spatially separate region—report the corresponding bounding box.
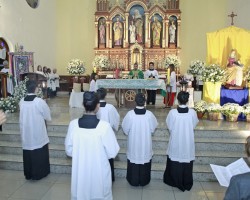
[206,192,226,200]
[0,180,26,198]
[112,178,136,189]
[0,170,26,181]
[113,187,142,200]
[172,182,203,192]
[142,189,175,200]
[142,180,173,191]
[174,191,208,200]
[41,183,71,200]
[55,174,71,184]
[200,182,227,193]
[10,181,53,200]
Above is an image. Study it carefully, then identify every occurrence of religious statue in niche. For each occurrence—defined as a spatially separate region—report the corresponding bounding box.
[113,16,123,46]
[98,18,106,45]
[226,49,243,86]
[169,16,177,44]
[129,6,144,44]
[151,15,162,46]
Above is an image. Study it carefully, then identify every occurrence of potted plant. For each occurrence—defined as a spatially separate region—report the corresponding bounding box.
[194,100,207,119]
[242,103,250,122]
[205,103,222,121]
[164,54,181,68]
[221,103,243,122]
[92,55,110,71]
[187,60,205,90]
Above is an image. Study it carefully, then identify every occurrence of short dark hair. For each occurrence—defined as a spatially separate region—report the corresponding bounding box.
[149,62,154,66]
[96,88,107,100]
[83,92,99,112]
[26,80,37,93]
[90,72,97,81]
[177,91,189,105]
[135,93,146,106]
[169,64,175,70]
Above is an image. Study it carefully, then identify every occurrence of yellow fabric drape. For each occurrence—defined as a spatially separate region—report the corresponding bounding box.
[206,26,250,68]
[203,82,222,103]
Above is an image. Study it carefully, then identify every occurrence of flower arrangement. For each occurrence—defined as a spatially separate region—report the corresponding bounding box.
[0,96,18,113]
[244,69,250,82]
[194,100,207,113]
[92,55,110,69]
[201,64,226,83]
[221,103,243,116]
[242,103,250,115]
[187,60,205,76]
[164,55,181,67]
[205,103,222,113]
[67,59,85,75]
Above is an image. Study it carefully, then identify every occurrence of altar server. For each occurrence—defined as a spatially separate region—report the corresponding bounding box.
[144,62,159,105]
[122,93,158,186]
[89,72,98,92]
[96,87,120,181]
[65,92,120,200]
[19,80,51,180]
[163,91,199,191]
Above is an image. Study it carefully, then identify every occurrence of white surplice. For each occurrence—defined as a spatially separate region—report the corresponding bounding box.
[19,96,51,150]
[96,101,120,131]
[65,120,120,200]
[167,71,176,93]
[144,69,159,79]
[166,106,199,163]
[122,108,158,164]
[89,79,96,92]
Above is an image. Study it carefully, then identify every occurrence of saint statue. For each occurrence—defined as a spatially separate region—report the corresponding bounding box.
[129,21,136,43]
[135,19,143,43]
[152,17,162,46]
[169,20,176,43]
[113,17,123,46]
[226,49,243,86]
[99,20,106,44]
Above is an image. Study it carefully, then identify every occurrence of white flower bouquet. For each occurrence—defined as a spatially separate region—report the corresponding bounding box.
[221,103,242,116]
[241,103,250,115]
[92,55,110,69]
[205,103,222,113]
[201,64,226,83]
[188,60,205,76]
[164,55,181,67]
[67,59,85,75]
[0,96,18,113]
[194,100,207,112]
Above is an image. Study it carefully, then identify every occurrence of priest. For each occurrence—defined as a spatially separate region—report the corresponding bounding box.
[128,62,144,79]
[65,92,120,200]
[122,93,158,186]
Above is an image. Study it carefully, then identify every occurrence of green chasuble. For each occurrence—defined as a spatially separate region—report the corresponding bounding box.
[128,70,144,79]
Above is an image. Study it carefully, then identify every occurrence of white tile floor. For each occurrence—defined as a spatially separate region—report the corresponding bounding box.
[0,169,227,200]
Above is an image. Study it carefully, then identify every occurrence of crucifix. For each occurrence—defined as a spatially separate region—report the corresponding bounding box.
[228,12,237,26]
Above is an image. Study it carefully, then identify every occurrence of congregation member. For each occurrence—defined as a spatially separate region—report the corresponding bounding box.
[19,80,51,180]
[144,62,159,105]
[65,92,120,200]
[96,87,120,182]
[89,72,98,92]
[224,136,250,200]
[163,91,198,191]
[122,93,158,186]
[52,68,60,96]
[1,60,14,95]
[164,64,176,108]
[46,68,54,98]
[36,65,44,75]
[128,62,144,79]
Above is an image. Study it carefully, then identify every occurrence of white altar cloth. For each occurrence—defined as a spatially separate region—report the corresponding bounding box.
[69,89,84,108]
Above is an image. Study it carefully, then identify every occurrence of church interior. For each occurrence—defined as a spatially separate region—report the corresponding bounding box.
[0,0,250,199]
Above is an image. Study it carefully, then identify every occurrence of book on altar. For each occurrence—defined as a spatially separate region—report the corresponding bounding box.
[210,158,250,187]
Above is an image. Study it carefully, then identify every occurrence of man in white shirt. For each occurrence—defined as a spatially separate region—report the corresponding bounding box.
[65,92,120,200]
[19,80,51,180]
[96,87,120,181]
[122,93,158,186]
[144,62,159,105]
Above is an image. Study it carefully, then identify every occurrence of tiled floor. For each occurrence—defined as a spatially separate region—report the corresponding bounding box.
[0,169,226,200]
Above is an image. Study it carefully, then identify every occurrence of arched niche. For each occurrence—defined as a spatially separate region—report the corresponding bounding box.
[0,38,10,65]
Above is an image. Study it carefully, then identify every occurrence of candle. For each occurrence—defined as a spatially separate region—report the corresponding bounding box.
[167,68,170,85]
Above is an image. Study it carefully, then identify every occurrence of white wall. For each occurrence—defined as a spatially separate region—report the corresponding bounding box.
[0,0,56,70]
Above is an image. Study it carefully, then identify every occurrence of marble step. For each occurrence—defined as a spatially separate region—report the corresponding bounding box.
[0,153,216,181]
[0,140,245,166]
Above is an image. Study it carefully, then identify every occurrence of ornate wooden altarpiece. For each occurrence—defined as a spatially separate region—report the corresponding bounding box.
[94,0,181,76]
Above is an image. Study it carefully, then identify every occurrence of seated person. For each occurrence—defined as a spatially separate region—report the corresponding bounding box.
[226,49,243,86]
[224,136,250,200]
[1,60,14,95]
[128,63,144,79]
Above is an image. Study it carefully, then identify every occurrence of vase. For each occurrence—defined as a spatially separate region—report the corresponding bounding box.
[226,114,239,122]
[197,111,205,119]
[73,83,81,93]
[208,112,220,121]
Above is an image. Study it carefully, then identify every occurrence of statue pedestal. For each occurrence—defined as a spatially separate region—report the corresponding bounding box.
[169,43,176,49]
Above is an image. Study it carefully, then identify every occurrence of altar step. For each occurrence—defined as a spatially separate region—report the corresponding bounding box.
[0,123,248,182]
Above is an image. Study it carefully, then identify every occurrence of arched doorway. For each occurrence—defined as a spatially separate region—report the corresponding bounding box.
[0,38,10,65]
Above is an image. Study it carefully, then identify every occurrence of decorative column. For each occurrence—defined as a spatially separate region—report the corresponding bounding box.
[125,13,129,47]
[145,13,149,47]
[165,20,169,48]
[95,22,98,48]
[148,16,151,48]
[106,21,110,48]
[162,19,166,48]
[110,20,113,48]
[177,20,181,48]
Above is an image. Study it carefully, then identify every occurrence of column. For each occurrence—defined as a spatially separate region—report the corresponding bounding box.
[145,13,149,47]
[95,22,98,48]
[106,22,110,48]
[125,13,129,47]
[177,20,181,48]
[165,20,169,48]
[162,19,166,48]
[110,20,113,48]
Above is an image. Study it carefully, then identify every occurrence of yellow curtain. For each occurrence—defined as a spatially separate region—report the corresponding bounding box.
[207,26,250,68]
[203,82,222,103]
